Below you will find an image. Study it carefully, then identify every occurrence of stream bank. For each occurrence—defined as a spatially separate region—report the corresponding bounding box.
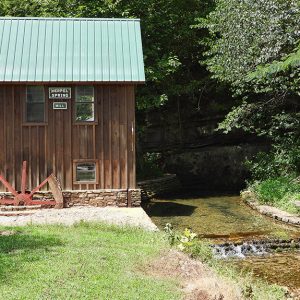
[242,190,300,226]
[143,194,300,293]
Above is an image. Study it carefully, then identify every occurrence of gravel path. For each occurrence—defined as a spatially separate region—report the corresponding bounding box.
[0,206,158,231]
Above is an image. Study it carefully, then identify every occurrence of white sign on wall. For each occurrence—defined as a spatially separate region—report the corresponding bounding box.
[49,87,71,99]
[53,102,68,110]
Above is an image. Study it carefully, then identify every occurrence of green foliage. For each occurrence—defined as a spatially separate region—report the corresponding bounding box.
[246,141,300,180]
[137,152,164,181]
[243,112,300,182]
[0,0,74,17]
[200,0,300,95]
[203,0,300,133]
[245,152,280,181]
[220,108,300,186]
[177,228,198,251]
[217,101,257,133]
[252,177,300,203]
[250,177,300,214]
[187,239,213,262]
[202,0,300,188]
[249,44,300,79]
[164,223,197,252]
[164,223,177,246]
[248,43,300,95]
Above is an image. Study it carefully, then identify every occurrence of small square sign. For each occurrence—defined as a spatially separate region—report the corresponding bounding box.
[53,102,68,110]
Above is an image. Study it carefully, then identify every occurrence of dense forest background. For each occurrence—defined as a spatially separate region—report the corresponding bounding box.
[1,0,299,206]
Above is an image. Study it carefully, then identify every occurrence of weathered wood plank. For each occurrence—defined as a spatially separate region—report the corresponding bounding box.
[103,86,112,188]
[126,85,136,188]
[6,86,14,187]
[119,86,128,189]
[64,100,72,190]
[98,86,104,189]
[0,84,136,192]
[111,86,120,189]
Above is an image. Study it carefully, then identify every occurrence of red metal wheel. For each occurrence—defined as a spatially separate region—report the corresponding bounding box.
[0,161,56,207]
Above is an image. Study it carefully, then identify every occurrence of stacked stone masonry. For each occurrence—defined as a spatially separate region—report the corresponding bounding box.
[0,189,141,208]
[0,174,179,207]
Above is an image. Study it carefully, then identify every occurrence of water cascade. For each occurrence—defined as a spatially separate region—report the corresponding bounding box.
[213,238,300,259]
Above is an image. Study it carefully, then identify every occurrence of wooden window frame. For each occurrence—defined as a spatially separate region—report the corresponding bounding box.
[73,86,97,125]
[23,85,47,126]
[73,159,99,185]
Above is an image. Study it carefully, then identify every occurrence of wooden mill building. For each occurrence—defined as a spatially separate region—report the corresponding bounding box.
[0,17,145,207]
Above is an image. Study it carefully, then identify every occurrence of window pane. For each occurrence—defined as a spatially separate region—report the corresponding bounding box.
[26,103,45,122]
[76,86,94,102]
[27,86,45,103]
[26,86,45,122]
[75,103,95,122]
[76,163,96,182]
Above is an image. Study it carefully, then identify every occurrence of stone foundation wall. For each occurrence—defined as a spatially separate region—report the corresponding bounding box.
[137,174,181,200]
[0,189,141,207]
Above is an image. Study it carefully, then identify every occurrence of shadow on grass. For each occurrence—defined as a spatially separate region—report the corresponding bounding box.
[0,231,63,253]
[0,231,63,280]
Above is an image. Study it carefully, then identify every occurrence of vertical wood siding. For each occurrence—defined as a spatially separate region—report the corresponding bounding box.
[0,84,136,192]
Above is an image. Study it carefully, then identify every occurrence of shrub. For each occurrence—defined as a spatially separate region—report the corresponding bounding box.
[253,177,299,202]
[245,136,300,181]
[250,177,300,213]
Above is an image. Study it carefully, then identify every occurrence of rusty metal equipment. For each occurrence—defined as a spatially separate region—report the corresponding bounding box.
[0,161,57,207]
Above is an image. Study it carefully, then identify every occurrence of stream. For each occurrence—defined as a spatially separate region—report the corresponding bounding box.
[143,195,300,290]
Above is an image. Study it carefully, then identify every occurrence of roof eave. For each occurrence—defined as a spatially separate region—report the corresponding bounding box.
[0,81,146,85]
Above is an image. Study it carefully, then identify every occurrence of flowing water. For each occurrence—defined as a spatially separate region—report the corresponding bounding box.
[143,195,300,290]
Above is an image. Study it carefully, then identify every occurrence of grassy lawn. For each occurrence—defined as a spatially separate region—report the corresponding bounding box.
[0,223,181,300]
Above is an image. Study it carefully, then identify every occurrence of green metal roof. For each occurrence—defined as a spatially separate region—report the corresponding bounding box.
[0,17,145,82]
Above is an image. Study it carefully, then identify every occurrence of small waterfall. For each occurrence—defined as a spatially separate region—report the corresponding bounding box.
[212,238,300,259]
[213,242,267,259]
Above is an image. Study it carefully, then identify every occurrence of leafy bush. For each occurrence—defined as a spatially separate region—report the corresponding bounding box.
[252,177,299,202]
[250,177,300,213]
[244,112,300,180]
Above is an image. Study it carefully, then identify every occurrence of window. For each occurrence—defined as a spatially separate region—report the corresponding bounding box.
[26,86,45,123]
[75,86,95,122]
[74,161,98,183]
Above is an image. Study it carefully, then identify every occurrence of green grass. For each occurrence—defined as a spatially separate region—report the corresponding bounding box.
[250,177,300,214]
[0,223,289,300]
[0,223,181,300]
